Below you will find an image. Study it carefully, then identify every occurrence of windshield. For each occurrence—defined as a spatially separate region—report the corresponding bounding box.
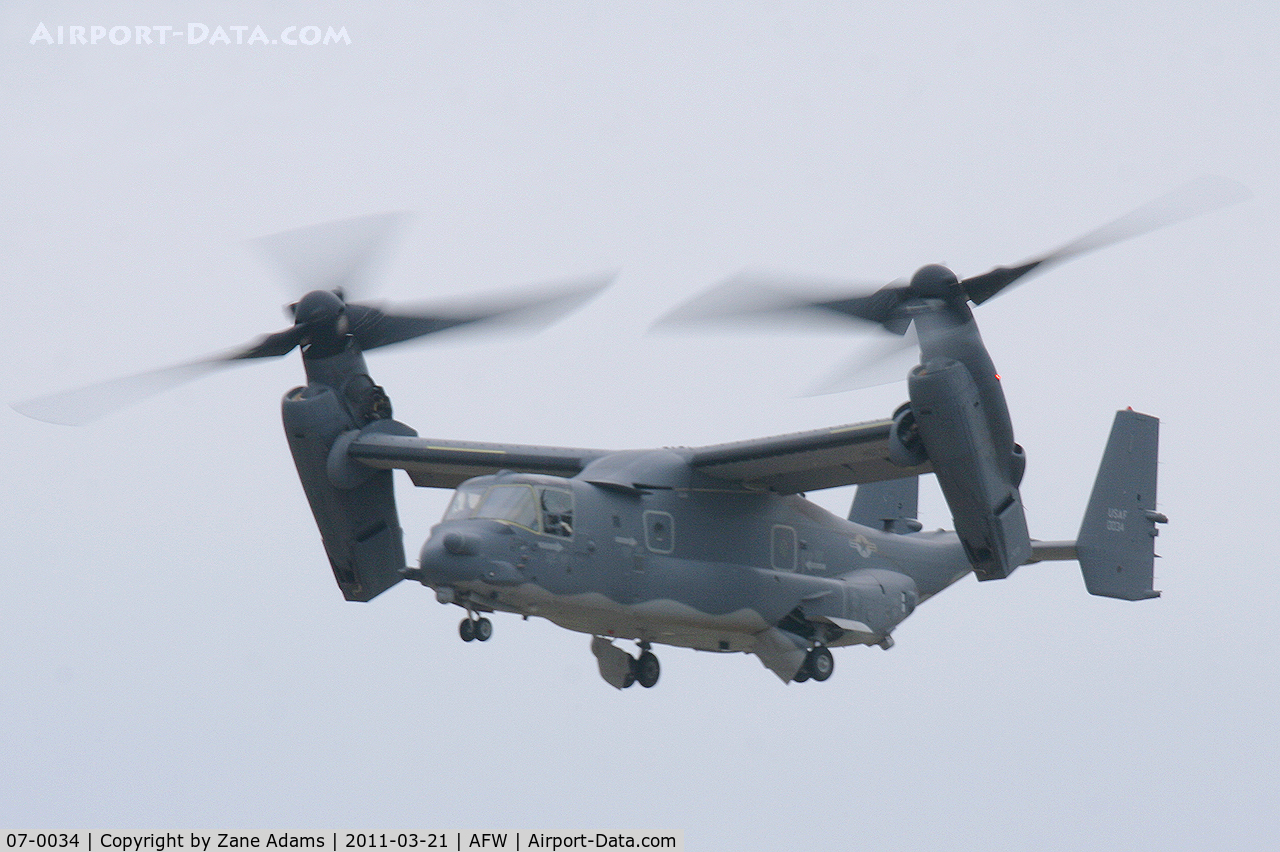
[442,482,487,521]
[443,481,574,538]
[475,484,540,530]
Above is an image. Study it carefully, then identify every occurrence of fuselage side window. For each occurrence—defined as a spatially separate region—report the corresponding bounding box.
[539,487,574,538]
[644,510,675,554]
[771,524,798,572]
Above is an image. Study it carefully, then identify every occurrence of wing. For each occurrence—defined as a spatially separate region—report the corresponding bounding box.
[347,430,612,488]
[688,417,931,493]
[348,417,926,493]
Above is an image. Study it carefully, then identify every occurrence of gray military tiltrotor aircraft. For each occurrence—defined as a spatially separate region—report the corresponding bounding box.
[15,180,1244,688]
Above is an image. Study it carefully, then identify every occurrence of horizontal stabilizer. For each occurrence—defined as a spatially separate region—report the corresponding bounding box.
[1027,540,1077,563]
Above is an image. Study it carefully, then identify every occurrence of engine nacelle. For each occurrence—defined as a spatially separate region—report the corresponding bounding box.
[283,380,415,602]
[907,358,1032,580]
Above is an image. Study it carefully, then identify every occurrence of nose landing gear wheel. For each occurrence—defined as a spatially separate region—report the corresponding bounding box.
[459,616,492,642]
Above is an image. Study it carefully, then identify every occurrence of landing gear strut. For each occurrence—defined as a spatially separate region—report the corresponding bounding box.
[459,615,492,642]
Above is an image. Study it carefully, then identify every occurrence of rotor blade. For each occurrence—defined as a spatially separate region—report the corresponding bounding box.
[252,211,412,298]
[963,176,1251,305]
[226,326,307,360]
[347,273,614,351]
[11,327,305,426]
[810,285,913,334]
[12,359,234,426]
[803,324,921,396]
[654,273,893,332]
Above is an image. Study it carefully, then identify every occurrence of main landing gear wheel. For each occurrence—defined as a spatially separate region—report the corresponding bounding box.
[806,646,834,682]
[459,616,493,642]
[619,645,660,688]
[635,651,660,688]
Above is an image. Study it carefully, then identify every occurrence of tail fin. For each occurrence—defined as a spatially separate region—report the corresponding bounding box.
[1076,409,1166,600]
[849,476,923,534]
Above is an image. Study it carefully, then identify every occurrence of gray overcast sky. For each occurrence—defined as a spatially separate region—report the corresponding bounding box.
[3,2,1277,849]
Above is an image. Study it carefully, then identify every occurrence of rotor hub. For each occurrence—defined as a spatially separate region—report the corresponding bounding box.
[908,264,961,299]
[293,289,347,330]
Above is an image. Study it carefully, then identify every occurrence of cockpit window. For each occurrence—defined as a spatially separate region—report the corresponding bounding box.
[443,480,575,538]
[442,483,486,521]
[474,484,540,531]
[540,487,574,538]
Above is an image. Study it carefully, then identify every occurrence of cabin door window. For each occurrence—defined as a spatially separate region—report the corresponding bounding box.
[771,525,797,571]
[644,511,674,554]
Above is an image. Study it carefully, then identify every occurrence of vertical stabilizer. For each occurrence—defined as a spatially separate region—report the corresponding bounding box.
[849,477,922,534]
[1076,410,1165,600]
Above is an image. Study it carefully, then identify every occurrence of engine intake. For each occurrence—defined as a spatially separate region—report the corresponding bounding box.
[889,402,928,468]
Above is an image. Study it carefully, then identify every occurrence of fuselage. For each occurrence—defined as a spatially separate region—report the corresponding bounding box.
[413,467,974,657]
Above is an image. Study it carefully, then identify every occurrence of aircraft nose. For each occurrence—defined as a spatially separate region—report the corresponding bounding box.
[417,532,484,585]
[443,531,481,556]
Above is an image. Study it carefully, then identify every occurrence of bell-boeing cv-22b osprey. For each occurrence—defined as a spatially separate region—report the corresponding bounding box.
[15,179,1245,688]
